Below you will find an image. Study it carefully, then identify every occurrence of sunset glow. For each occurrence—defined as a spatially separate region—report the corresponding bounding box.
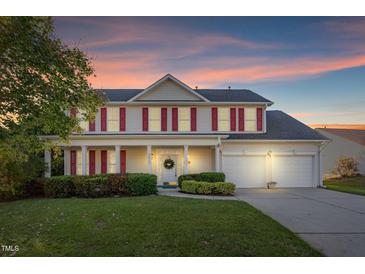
[54,17,365,125]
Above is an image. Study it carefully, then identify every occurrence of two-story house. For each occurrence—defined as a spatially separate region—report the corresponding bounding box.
[42,74,328,188]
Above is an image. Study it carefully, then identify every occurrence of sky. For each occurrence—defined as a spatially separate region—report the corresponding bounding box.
[53,17,365,125]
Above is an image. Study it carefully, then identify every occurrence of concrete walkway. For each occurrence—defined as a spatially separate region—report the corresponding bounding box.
[159,187,365,256]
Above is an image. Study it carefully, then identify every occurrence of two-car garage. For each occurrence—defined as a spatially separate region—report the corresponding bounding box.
[222,144,318,188]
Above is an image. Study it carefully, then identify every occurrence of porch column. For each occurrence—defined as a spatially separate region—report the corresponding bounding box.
[115,145,121,174]
[147,145,152,173]
[215,145,220,172]
[81,145,87,176]
[183,145,189,174]
[64,148,70,175]
[44,149,51,178]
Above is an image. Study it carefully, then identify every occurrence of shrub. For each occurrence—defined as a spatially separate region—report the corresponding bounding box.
[335,157,359,177]
[178,172,226,188]
[199,172,225,182]
[177,173,201,188]
[107,174,128,195]
[125,173,157,196]
[43,176,75,198]
[74,176,112,198]
[181,180,235,195]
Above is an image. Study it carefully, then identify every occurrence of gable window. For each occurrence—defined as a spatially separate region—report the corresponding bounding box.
[107,107,119,131]
[218,107,230,131]
[178,107,190,131]
[149,107,161,131]
[245,107,257,131]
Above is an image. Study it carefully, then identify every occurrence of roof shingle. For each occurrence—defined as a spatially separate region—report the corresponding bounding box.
[227,111,328,140]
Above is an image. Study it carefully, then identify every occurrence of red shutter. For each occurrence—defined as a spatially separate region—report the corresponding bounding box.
[230,108,236,131]
[161,108,167,131]
[120,150,126,175]
[120,107,126,131]
[238,108,245,131]
[172,108,178,131]
[142,107,148,131]
[211,107,218,131]
[257,107,263,131]
[70,150,77,175]
[100,107,107,131]
[101,150,107,174]
[89,120,95,132]
[70,108,77,118]
[89,150,95,175]
[191,107,197,131]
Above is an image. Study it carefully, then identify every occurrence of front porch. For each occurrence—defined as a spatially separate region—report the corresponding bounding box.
[44,135,223,185]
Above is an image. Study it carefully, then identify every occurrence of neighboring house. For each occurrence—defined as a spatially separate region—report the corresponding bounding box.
[42,74,328,188]
[316,128,365,176]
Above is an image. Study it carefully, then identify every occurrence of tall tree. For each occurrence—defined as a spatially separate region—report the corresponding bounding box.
[0,17,102,196]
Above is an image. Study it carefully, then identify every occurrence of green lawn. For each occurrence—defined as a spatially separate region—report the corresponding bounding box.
[0,196,320,256]
[324,176,365,196]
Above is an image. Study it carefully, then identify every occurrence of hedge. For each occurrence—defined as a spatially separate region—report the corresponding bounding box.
[199,172,225,182]
[43,176,76,198]
[126,173,158,196]
[74,176,112,198]
[42,173,157,198]
[177,174,201,188]
[177,172,226,188]
[181,180,235,195]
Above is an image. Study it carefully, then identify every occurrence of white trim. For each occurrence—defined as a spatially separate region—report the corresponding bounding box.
[127,74,210,102]
[105,101,272,106]
[222,139,327,143]
[222,151,267,156]
[41,134,229,140]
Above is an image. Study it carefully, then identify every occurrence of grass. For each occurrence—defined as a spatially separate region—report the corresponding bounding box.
[0,196,321,256]
[324,176,365,196]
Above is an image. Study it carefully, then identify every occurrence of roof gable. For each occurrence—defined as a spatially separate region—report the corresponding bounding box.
[128,74,209,102]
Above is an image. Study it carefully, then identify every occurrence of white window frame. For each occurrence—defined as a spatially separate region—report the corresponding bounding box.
[178,107,190,132]
[244,107,257,132]
[149,107,161,132]
[107,107,119,132]
[218,107,230,132]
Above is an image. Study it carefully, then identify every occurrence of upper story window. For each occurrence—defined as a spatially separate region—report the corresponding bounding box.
[218,107,230,131]
[149,107,161,131]
[107,107,119,131]
[245,107,257,131]
[178,107,190,131]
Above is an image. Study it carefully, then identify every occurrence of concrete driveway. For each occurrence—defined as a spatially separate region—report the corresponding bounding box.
[235,188,365,256]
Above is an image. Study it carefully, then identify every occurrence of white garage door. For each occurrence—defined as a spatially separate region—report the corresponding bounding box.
[272,155,314,188]
[222,155,266,188]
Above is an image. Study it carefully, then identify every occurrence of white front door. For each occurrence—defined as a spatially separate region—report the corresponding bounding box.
[161,155,178,183]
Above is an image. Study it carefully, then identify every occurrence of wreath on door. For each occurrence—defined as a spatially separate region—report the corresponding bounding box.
[163,158,175,170]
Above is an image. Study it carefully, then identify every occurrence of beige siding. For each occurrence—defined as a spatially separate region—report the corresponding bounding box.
[188,147,214,174]
[137,79,201,101]
[317,130,365,175]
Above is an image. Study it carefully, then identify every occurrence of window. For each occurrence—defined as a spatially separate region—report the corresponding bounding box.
[77,110,88,131]
[178,107,190,131]
[218,107,230,131]
[107,150,116,173]
[245,107,257,131]
[149,107,161,131]
[107,107,119,131]
[76,150,82,175]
